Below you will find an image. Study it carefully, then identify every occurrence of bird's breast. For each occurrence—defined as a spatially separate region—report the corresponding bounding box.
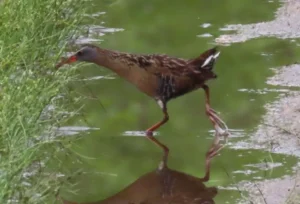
[112,65,159,97]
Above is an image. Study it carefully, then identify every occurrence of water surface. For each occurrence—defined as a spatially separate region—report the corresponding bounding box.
[60,0,299,203]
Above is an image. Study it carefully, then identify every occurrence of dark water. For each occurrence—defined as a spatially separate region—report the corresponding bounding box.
[60,0,299,203]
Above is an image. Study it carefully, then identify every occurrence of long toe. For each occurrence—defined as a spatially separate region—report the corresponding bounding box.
[210,112,228,130]
[223,130,230,143]
[213,123,230,146]
[207,144,223,159]
[215,124,227,135]
[209,107,219,114]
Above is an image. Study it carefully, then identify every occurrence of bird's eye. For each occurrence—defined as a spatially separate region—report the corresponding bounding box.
[77,51,83,56]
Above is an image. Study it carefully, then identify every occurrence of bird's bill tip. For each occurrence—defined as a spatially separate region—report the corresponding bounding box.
[55,55,77,69]
[67,55,77,63]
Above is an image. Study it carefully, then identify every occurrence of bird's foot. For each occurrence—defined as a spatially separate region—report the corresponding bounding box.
[206,106,230,143]
[202,130,227,182]
[206,130,228,160]
[214,123,230,144]
[206,143,223,160]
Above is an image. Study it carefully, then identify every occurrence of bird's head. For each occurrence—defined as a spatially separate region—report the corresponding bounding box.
[56,45,99,68]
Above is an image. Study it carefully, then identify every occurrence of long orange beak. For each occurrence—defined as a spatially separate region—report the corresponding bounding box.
[55,55,77,69]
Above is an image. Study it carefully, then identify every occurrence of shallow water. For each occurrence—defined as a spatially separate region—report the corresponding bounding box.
[59,0,300,203]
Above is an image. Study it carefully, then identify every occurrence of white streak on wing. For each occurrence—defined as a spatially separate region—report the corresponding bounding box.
[201,51,221,68]
[213,51,220,59]
[201,55,214,68]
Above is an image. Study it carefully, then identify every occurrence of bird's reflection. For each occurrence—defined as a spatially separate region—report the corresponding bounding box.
[61,141,220,204]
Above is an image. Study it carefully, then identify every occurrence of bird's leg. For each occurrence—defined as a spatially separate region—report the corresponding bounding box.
[146,100,169,169]
[202,131,224,182]
[201,85,230,181]
[202,84,230,143]
[200,85,229,181]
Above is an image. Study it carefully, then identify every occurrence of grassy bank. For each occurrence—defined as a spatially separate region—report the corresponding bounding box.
[0,0,86,203]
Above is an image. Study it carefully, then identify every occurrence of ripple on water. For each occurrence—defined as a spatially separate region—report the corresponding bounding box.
[75,24,124,45]
[55,126,100,136]
[232,169,258,175]
[207,128,246,138]
[200,23,211,28]
[244,162,283,171]
[122,130,159,137]
[197,33,213,38]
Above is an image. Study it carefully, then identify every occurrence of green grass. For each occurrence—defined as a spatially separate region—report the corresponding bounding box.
[0,0,87,203]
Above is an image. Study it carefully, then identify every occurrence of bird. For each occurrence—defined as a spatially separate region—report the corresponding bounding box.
[56,44,230,167]
[61,166,218,204]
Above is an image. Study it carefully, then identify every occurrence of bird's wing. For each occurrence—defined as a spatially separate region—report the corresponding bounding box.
[187,47,220,70]
[136,54,192,77]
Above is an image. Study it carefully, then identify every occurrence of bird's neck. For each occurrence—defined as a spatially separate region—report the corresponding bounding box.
[93,48,134,76]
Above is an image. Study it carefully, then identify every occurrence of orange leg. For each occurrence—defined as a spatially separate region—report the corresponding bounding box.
[202,134,223,182]
[202,84,229,139]
[202,84,230,167]
[146,100,169,169]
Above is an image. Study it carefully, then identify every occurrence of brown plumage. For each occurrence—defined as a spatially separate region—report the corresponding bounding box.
[61,166,217,204]
[56,44,230,167]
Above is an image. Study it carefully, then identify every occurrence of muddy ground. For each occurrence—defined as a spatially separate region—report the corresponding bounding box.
[237,65,300,204]
[216,0,300,203]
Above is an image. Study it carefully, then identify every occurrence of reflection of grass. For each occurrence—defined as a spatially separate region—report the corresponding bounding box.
[0,0,85,203]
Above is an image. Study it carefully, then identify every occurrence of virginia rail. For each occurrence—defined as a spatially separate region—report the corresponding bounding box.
[56,44,230,167]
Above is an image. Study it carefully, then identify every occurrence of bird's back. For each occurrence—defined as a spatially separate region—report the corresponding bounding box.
[132,47,220,101]
[97,47,220,101]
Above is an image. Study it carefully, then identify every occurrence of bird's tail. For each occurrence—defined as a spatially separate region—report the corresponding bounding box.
[188,47,220,70]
